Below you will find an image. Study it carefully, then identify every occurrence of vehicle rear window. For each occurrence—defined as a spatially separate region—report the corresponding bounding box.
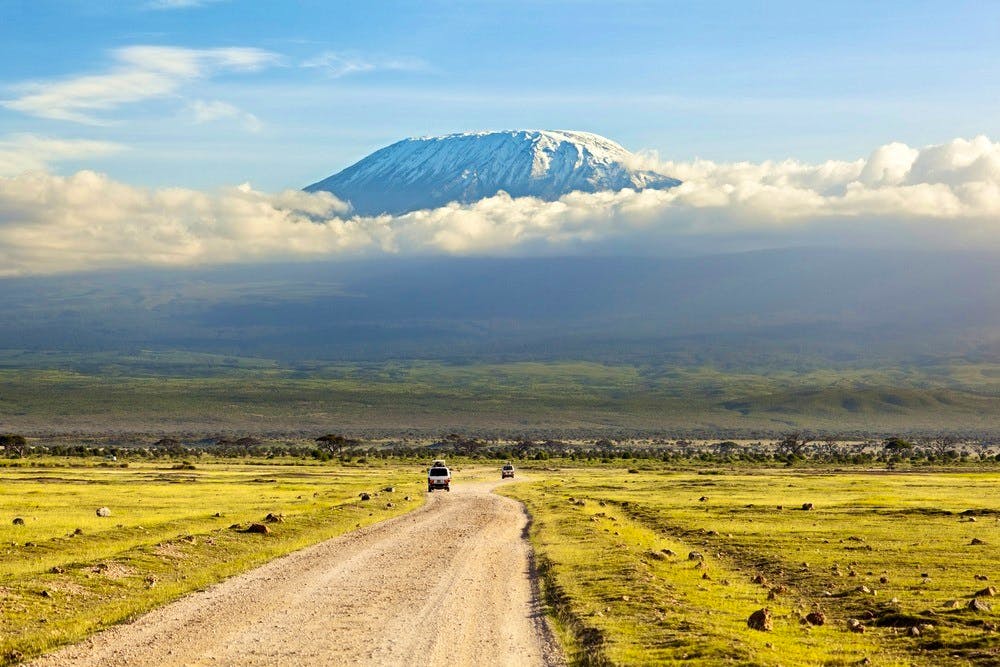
[503,465,513,470]
[429,468,449,476]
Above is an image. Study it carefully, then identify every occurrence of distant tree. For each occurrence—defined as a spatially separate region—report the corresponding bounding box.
[883,436,915,452]
[777,432,813,457]
[315,434,358,456]
[0,434,27,458]
[929,435,959,458]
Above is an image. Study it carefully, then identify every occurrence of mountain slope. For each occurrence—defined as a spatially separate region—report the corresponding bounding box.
[305,130,681,215]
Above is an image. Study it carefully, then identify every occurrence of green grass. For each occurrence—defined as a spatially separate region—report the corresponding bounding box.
[0,459,428,664]
[502,467,1000,666]
[1,356,999,435]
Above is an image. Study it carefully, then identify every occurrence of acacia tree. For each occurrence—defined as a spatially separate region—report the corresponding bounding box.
[315,434,359,456]
[777,432,814,457]
[1,434,28,458]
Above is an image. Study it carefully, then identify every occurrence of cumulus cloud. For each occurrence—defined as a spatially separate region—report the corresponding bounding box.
[2,46,279,124]
[0,136,999,276]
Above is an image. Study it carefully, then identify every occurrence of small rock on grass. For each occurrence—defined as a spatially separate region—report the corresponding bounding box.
[968,598,992,613]
[245,523,270,534]
[96,507,111,517]
[263,513,284,523]
[847,618,866,633]
[805,611,826,626]
[974,586,996,598]
[747,608,773,631]
[970,538,986,545]
[12,517,24,525]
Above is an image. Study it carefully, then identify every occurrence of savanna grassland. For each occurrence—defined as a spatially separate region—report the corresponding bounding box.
[0,459,434,664]
[1,354,1000,436]
[3,456,1000,666]
[501,467,1000,666]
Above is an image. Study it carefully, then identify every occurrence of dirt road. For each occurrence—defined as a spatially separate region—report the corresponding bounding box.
[31,479,563,667]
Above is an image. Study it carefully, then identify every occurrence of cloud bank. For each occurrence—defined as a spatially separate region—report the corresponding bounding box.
[1,136,999,276]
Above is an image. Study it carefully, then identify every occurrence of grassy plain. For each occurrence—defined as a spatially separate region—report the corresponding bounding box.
[1,354,999,435]
[502,467,1000,666]
[0,459,435,664]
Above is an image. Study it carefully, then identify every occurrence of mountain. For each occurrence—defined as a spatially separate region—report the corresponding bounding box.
[304,130,681,215]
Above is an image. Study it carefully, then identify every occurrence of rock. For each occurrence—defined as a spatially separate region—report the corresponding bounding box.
[12,517,24,525]
[263,513,284,523]
[944,599,963,609]
[245,523,270,534]
[908,626,921,637]
[228,523,242,530]
[805,611,826,626]
[73,528,84,535]
[747,608,773,631]
[847,618,866,633]
[968,598,992,613]
[752,573,768,586]
[39,590,52,598]
[360,493,371,501]
[974,586,996,597]
[49,566,65,574]
[96,507,112,517]
[661,549,676,557]
[647,550,667,561]
[213,512,222,517]
[776,505,783,510]
[383,486,395,493]
[702,572,711,580]
[879,576,889,584]
[975,574,989,581]
[404,495,412,501]
[971,538,986,545]
[856,585,872,594]
[698,496,709,502]
[386,502,394,508]
[802,502,814,511]
[688,551,704,561]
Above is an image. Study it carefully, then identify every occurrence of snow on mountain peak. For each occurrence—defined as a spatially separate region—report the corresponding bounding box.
[305,130,680,216]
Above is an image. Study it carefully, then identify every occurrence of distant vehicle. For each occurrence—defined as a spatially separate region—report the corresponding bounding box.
[428,462,451,492]
[501,463,515,479]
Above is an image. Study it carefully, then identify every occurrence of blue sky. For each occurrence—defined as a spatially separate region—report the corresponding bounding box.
[2,0,1000,190]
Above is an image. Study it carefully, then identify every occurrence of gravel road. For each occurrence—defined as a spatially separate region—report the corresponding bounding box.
[31,478,563,667]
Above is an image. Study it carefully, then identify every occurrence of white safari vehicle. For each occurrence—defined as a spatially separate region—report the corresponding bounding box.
[427,460,451,492]
[501,463,515,479]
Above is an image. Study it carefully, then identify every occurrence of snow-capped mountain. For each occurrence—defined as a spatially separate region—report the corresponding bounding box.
[305,130,681,216]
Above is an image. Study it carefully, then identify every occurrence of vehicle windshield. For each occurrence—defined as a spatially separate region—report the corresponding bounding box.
[429,468,449,476]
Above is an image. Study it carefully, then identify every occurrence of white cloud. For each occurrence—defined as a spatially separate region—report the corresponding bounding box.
[1,136,999,276]
[0,134,125,177]
[302,52,427,78]
[2,46,279,124]
[189,100,262,132]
